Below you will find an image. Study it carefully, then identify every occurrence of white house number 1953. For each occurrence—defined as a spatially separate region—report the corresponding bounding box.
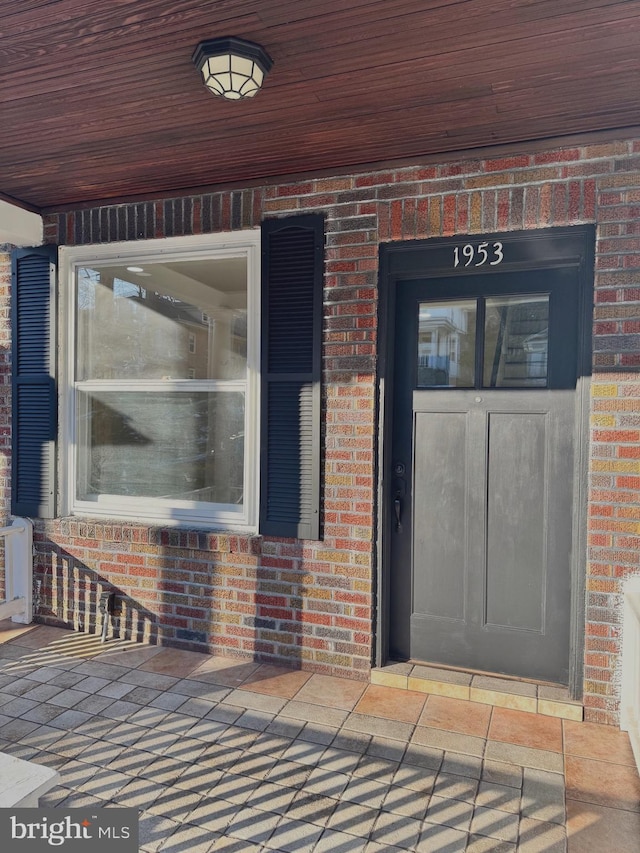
[453,241,504,268]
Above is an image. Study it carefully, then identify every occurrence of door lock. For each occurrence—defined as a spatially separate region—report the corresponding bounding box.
[392,473,406,533]
[393,496,402,533]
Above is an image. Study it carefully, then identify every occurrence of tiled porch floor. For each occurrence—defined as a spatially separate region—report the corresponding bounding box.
[0,622,638,852]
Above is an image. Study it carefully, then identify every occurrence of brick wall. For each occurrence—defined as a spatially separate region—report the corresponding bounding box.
[1,137,638,723]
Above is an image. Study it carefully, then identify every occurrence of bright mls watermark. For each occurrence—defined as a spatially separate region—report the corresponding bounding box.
[0,809,138,851]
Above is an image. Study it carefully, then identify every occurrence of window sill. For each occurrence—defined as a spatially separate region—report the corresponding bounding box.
[55,512,258,537]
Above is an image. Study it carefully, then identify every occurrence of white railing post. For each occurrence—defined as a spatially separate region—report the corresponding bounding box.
[621,575,640,774]
[0,517,33,624]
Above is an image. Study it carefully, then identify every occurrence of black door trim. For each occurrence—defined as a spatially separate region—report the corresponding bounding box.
[376,226,595,698]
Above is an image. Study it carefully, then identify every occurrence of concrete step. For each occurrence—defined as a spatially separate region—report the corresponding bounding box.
[371,662,583,721]
[0,752,60,807]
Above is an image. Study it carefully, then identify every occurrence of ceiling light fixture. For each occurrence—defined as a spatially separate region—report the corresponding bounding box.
[192,36,273,101]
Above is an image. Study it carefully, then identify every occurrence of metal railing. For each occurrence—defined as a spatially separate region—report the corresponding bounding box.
[621,577,640,773]
[0,517,33,624]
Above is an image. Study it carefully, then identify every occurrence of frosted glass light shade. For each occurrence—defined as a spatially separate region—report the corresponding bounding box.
[193,37,273,101]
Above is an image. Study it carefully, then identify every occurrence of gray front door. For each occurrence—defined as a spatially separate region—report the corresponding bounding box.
[389,266,580,684]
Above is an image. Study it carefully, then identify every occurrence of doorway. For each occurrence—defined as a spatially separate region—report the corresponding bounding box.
[380,227,593,687]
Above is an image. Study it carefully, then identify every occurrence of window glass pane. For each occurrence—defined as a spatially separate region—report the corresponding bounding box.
[76,391,245,505]
[76,258,247,380]
[483,295,549,388]
[417,300,476,387]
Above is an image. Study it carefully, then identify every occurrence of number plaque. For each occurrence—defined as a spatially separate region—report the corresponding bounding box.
[453,241,504,268]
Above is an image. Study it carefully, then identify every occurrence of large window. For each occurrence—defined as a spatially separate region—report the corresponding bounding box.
[62,233,260,527]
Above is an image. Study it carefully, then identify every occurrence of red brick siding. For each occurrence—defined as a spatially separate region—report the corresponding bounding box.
[2,138,639,722]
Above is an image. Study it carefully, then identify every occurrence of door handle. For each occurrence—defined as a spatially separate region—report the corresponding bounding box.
[393,496,402,533]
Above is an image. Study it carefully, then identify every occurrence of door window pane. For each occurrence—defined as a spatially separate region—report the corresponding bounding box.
[417,300,476,387]
[76,390,245,506]
[483,295,549,388]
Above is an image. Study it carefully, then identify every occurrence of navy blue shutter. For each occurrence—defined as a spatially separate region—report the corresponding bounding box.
[11,245,57,518]
[260,214,323,539]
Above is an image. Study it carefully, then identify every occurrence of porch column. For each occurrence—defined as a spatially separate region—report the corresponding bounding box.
[0,198,42,246]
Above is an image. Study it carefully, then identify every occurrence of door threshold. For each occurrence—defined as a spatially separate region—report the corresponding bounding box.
[371,661,583,721]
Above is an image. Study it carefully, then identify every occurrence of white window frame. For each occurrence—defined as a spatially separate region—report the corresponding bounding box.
[59,230,261,530]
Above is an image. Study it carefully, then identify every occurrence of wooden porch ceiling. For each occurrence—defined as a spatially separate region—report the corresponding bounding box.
[3,0,640,212]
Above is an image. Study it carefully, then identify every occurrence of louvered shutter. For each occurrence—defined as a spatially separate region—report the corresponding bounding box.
[11,245,57,518]
[260,215,323,539]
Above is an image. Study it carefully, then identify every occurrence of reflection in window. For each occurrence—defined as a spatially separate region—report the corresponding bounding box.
[417,300,476,387]
[77,391,244,506]
[74,254,250,516]
[484,295,549,387]
[76,258,247,381]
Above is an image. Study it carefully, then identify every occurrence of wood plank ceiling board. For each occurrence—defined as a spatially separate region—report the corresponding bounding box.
[1,0,640,210]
